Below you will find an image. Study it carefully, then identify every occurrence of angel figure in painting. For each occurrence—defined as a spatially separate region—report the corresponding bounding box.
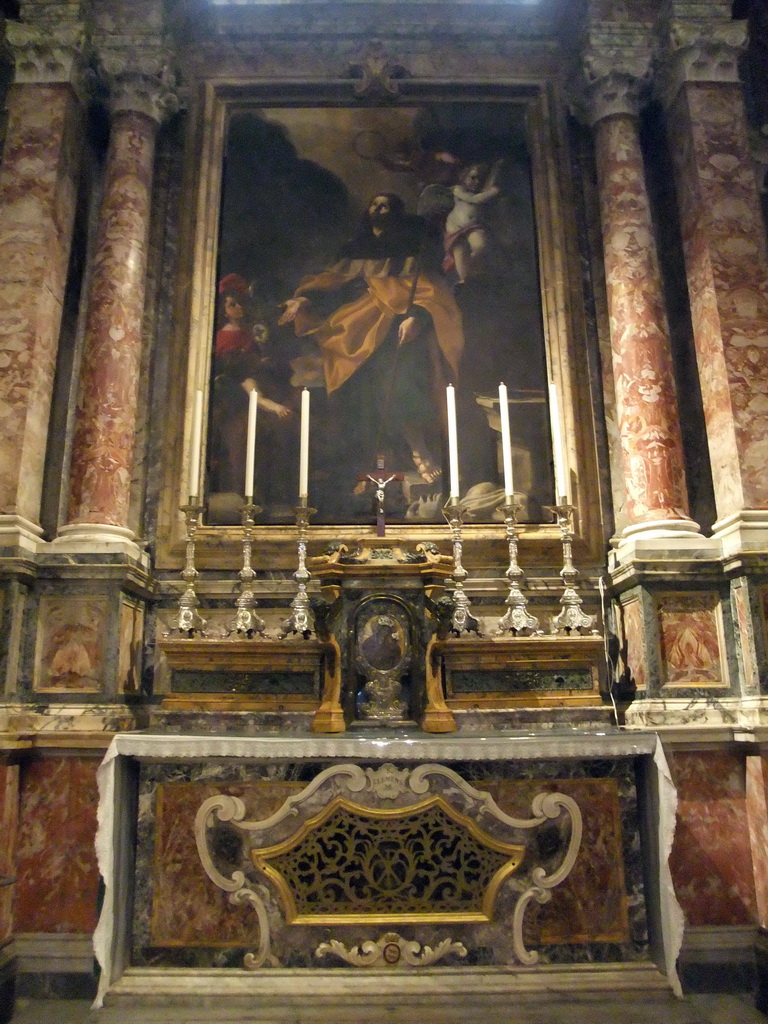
[209,274,297,509]
[278,193,464,488]
[443,161,503,283]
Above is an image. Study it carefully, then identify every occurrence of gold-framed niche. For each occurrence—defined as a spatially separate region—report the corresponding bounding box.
[157,77,602,574]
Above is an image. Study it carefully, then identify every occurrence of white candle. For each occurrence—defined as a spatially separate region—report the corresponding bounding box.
[446,384,460,499]
[498,382,514,499]
[188,389,204,500]
[244,388,258,499]
[299,388,310,500]
[548,381,568,500]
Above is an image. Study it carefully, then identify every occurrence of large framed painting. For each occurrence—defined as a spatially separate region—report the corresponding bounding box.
[197,100,561,529]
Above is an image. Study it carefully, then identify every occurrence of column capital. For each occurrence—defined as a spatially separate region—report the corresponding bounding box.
[6,21,93,100]
[654,4,748,107]
[572,25,654,126]
[96,45,180,123]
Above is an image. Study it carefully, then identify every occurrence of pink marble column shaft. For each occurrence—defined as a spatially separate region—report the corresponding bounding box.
[593,113,692,526]
[666,82,768,518]
[66,109,157,529]
[0,84,82,523]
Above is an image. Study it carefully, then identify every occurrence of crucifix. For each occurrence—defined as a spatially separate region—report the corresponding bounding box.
[358,455,403,537]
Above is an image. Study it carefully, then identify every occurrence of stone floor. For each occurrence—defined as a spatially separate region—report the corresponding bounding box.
[8,994,768,1024]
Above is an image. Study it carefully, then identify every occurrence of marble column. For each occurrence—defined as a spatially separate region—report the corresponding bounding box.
[657,7,768,552]
[579,63,699,543]
[0,24,87,552]
[57,73,170,557]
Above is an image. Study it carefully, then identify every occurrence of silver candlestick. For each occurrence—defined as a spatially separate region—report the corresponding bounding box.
[496,500,541,636]
[225,501,266,638]
[165,498,207,637]
[546,500,597,635]
[443,499,479,635]
[280,502,316,638]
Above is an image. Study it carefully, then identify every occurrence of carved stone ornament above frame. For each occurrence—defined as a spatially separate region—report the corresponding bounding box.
[347,42,410,99]
[195,762,583,970]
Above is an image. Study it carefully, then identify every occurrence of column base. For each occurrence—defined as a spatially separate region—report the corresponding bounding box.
[50,522,149,566]
[610,518,716,567]
[0,514,44,555]
[620,517,702,541]
[712,510,768,556]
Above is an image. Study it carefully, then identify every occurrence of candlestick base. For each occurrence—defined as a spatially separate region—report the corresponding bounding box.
[546,503,599,637]
[224,501,267,639]
[165,500,208,638]
[443,499,480,637]
[495,501,542,636]
[280,504,317,639]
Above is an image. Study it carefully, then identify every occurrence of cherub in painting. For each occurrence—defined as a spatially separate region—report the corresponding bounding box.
[443,161,503,283]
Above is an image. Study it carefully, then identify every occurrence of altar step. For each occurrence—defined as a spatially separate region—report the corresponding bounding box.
[91,963,692,1022]
[13,991,768,1024]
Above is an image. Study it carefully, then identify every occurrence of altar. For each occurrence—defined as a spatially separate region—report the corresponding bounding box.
[93,729,683,1016]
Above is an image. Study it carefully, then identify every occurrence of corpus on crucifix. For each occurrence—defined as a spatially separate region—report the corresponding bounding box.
[358,455,403,537]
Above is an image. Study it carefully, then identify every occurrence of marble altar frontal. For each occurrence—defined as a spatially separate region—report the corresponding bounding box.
[93,732,682,1008]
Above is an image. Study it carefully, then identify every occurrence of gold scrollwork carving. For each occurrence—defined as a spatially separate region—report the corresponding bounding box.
[252,796,524,925]
[195,762,583,967]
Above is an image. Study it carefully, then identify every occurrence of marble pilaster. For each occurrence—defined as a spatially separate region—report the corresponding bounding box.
[578,51,698,547]
[57,70,173,558]
[0,23,87,552]
[657,7,768,552]
[730,575,766,697]
[668,749,757,927]
[14,755,100,934]
[0,764,19,945]
[746,754,768,930]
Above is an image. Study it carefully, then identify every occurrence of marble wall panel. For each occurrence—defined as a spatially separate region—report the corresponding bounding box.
[33,594,109,692]
[0,765,19,945]
[150,780,304,948]
[668,750,757,926]
[746,755,768,929]
[486,778,629,945]
[732,578,760,694]
[669,83,768,515]
[14,756,100,933]
[118,597,143,694]
[656,593,725,687]
[0,83,82,521]
[759,587,768,669]
[621,595,647,691]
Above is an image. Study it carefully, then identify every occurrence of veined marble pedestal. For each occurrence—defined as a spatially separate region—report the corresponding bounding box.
[94,730,683,1014]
